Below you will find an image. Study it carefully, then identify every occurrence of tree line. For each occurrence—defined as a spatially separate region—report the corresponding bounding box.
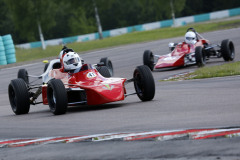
[0,0,239,44]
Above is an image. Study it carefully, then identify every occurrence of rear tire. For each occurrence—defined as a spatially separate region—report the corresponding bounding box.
[195,46,206,67]
[96,66,111,78]
[221,39,235,61]
[143,50,154,71]
[8,79,30,115]
[47,79,68,115]
[18,69,29,84]
[100,57,114,76]
[134,65,155,101]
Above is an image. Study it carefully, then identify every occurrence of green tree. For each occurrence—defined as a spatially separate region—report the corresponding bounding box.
[2,0,239,44]
[0,0,15,39]
[97,0,185,30]
[181,0,240,16]
[5,0,56,43]
[68,0,97,36]
[48,0,97,38]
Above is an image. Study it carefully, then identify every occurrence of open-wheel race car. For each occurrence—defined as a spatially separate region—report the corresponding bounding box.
[8,55,155,115]
[143,27,235,70]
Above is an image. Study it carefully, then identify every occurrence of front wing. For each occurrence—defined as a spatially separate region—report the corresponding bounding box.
[67,78,126,105]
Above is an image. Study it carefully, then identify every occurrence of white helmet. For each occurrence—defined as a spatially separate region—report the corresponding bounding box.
[59,47,74,59]
[62,52,82,71]
[59,50,64,59]
[185,31,197,44]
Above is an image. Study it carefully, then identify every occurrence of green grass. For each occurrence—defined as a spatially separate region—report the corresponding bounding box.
[16,18,240,62]
[162,61,240,81]
[190,61,240,79]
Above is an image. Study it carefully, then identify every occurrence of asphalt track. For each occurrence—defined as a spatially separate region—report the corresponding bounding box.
[0,28,240,159]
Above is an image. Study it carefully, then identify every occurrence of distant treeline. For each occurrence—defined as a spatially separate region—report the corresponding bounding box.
[0,0,239,44]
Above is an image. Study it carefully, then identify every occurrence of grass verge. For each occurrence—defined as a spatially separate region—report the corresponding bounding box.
[191,61,240,79]
[15,18,240,62]
[162,61,240,81]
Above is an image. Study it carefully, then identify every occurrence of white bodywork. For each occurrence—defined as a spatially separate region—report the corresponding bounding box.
[36,59,61,84]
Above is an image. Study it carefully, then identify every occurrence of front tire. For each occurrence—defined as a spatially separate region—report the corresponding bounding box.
[134,65,155,101]
[18,69,29,84]
[96,66,111,78]
[221,39,235,61]
[8,79,30,115]
[195,46,206,67]
[143,50,154,71]
[100,57,114,76]
[47,79,68,115]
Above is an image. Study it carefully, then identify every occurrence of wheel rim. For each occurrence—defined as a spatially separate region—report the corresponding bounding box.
[108,61,113,75]
[25,71,29,84]
[150,54,154,68]
[229,43,235,59]
[48,87,56,111]
[9,87,17,112]
[51,92,56,111]
[134,72,144,97]
[52,94,56,104]
[202,52,206,64]
[231,50,235,59]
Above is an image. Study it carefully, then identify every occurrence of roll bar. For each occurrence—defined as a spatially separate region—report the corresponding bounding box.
[186,27,204,40]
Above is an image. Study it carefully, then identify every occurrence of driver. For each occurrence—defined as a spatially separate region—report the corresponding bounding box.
[184,31,197,45]
[58,47,83,73]
[49,47,83,80]
[62,51,83,73]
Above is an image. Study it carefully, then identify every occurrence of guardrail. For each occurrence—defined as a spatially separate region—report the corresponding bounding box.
[16,7,240,49]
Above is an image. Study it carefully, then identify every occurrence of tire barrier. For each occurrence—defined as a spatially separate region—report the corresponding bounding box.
[0,36,7,65]
[2,34,16,64]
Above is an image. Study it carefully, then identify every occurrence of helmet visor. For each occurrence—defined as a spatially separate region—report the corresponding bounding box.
[65,57,80,65]
[186,37,195,41]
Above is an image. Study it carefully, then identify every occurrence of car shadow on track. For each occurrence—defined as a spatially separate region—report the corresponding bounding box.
[153,66,186,72]
[3,100,157,117]
[152,59,226,73]
[67,99,157,114]
[67,103,129,113]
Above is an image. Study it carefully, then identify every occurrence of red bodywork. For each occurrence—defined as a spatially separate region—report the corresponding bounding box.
[154,39,209,69]
[42,64,126,105]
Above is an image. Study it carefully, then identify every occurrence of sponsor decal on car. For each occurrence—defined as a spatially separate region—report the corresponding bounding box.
[102,84,114,90]
[86,72,97,78]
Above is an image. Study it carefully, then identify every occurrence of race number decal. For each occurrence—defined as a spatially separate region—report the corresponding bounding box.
[87,72,97,78]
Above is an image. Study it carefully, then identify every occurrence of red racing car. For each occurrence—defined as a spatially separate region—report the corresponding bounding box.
[8,58,155,115]
[143,28,235,70]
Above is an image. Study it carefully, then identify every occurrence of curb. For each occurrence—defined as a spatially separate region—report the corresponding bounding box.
[1,127,240,148]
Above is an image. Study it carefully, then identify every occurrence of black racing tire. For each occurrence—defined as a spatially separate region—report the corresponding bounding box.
[100,57,114,76]
[43,63,49,73]
[143,50,154,71]
[221,39,235,61]
[96,66,111,78]
[47,79,68,115]
[195,46,206,67]
[8,79,30,115]
[133,65,155,101]
[17,69,29,84]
